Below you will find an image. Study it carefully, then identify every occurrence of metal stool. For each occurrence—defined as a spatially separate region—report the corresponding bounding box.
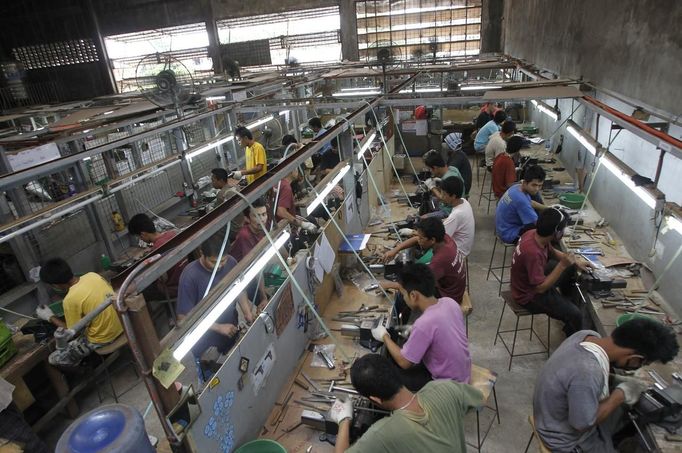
[93,334,139,403]
[466,364,500,452]
[477,168,495,214]
[524,415,552,453]
[486,235,516,295]
[494,291,551,371]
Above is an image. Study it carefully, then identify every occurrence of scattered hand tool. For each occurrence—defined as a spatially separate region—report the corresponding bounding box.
[301,372,321,392]
[328,380,358,395]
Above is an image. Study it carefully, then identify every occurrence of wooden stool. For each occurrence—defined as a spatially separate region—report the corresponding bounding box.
[94,334,139,403]
[524,415,552,453]
[466,364,500,452]
[486,235,516,295]
[494,291,551,370]
[460,291,473,336]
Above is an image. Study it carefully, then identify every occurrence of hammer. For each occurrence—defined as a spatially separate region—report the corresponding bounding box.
[328,380,358,395]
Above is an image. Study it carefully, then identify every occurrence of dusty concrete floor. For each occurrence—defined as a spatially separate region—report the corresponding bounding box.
[42,161,566,452]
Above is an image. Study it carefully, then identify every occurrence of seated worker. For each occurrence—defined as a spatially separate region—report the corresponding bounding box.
[309,117,331,151]
[439,176,475,258]
[330,354,483,453]
[383,218,466,304]
[371,263,471,391]
[0,377,50,453]
[484,120,516,168]
[230,198,268,263]
[209,168,244,241]
[474,102,495,130]
[495,164,547,244]
[127,213,187,299]
[317,137,341,176]
[273,166,317,231]
[474,110,507,154]
[534,318,679,452]
[444,132,472,196]
[233,126,267,185]
[510,208,592,336]
[210,168,239,205]
[422,150,466,218]
[38,258,123,368]
[176,233,255,380]
[127,213,177,249]
[492,135,524,199]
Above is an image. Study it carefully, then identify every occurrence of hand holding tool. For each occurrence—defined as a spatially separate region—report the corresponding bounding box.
[36,305,55,321]
[371,325,388,342]
[328,397,353,424]
[617,379,649,405]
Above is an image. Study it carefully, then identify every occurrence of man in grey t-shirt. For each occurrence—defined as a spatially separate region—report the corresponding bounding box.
[533,319,679,452]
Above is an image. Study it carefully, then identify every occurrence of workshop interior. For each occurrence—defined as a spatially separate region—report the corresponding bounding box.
[0,0,681,452]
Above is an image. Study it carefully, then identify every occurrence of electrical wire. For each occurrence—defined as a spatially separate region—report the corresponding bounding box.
[387,106,422,184]
[361,100,414,209]
[227,189,352,361]
[0,306,37,320]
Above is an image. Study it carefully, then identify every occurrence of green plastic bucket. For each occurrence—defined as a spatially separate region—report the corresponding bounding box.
[559,192,586,209]
[235,439,287,453]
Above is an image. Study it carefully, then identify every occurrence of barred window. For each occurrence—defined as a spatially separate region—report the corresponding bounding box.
[13,39,100,69]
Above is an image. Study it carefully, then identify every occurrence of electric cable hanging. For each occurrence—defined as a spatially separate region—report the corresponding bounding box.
[227,189,352,361]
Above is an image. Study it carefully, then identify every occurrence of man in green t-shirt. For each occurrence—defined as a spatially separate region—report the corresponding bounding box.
[330,354,482,453]
[422,150,466,219]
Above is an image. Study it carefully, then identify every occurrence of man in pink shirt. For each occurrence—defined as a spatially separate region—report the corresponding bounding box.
[372,263,471,391]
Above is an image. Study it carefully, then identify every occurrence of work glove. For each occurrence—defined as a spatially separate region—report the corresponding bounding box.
[36,305,55,321]
[300,221,317,232]
[328,397,354,424]
[371,325,389,342]
[398,228,415,237]
[617,379,649,405]
[424,178,438,191]
[231,170,243,179]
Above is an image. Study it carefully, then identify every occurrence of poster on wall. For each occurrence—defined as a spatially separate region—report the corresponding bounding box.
[7,142,61,171]
[345,194,355,223]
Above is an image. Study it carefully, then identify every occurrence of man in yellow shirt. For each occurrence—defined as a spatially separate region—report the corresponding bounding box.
[233,126,267,184]
[38,258,123,368]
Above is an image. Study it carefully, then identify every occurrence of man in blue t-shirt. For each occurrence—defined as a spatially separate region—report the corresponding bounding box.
[474,110,507,153]
[176,233,254,379]
[495,165,547,243]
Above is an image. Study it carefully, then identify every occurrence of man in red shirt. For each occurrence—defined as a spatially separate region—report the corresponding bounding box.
[510,209,592,336]
[382,218,466,304]
[492,135,523,199]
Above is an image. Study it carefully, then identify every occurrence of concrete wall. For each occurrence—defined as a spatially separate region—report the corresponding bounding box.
[503,0,682,114]
[529,101,682,316]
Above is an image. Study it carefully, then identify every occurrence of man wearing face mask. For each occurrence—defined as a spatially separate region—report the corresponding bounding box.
[533,318,679,452]
[371,263,471,391]
[330,354,482,453]
[510,208,592,336]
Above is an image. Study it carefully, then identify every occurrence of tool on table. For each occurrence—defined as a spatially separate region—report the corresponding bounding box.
[328,380,359,395]
[317,349,335,369]
[672,373,682,384]
[270,392,293,426]
[337,305,379,316]
[301,372,321,392]
[649,370,669,389]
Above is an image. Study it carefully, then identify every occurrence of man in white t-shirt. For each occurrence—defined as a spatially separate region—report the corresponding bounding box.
[484,120,516,168]
[438,176,475,257]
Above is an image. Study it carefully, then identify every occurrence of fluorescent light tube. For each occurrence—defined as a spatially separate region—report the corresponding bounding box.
[278,110,290,116]
[103,110,115,115]
[205,96,226,101]
[173,231,290,360]
[566,120,598,156]
[533,100,559,121]
[531,100,538,107]
[332,91,381,97]
[600,156,656,209]
[186,135,234,160]
[357,132,376,160]
[459,85,502,91]
[306,165,351,215]
[667,216,682,235]
[398,87,444,93]
[247,115,275,129]
[341,87,379,92]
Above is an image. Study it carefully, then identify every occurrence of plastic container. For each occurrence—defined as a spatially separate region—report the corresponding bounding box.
[101,254,112,271]
[616,313,654,327]
[49,300,64,317]
[235,439,287,453]
[56,404,154,453]
[559,192,586,209]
